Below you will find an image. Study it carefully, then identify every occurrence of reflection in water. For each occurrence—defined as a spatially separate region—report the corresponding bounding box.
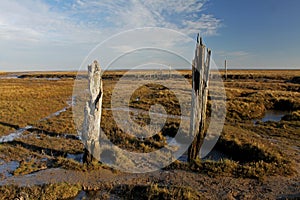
[0,74,18,79]
[66,153,83,163]
[254,110,291,124]
[0,126,33,143]
[166,136,230,162]
[0,160,20,178]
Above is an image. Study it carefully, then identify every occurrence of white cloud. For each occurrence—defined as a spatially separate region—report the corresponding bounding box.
[0,0,104,45]
[0,0,221,44]
[67,0,221,36]
[0,0,222,70]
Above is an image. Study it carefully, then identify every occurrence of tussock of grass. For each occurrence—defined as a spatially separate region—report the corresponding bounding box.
[51,157,83,171]
[0,183,81,200]
[51,156,118,173]
[112,183,202,200]
[167,157,294,180]
[218,125,286,163]
[166,122,296,179]
[282,110,300,121]
[272,98,300,111]
[0,144,42,162]
[13,158,47,176]
[227,100,265,120]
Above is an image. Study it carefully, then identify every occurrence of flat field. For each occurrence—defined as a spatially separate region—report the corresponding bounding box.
[0,70,299,199]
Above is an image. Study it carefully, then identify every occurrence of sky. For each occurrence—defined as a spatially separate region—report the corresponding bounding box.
[0,0,299,71]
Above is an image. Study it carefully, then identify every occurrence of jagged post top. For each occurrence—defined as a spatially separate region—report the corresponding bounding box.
[196,33,204,46]
[88,60,101,74]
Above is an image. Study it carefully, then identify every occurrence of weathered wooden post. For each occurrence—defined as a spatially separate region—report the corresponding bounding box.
[82,60,103,165]
[225,59,227,80]
[188,36,211,162]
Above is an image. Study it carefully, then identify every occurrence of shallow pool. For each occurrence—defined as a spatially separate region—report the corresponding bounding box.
[253,110,290,124]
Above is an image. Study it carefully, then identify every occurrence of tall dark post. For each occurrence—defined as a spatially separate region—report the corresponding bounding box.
[225,59,227,80]
[188,36,211,162]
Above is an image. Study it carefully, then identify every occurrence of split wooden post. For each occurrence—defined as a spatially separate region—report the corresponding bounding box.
[225,59,227,80]
[82,60,103,165]
[187,36,211,162]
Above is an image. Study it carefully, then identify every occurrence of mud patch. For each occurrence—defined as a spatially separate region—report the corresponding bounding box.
[0,160,20,179]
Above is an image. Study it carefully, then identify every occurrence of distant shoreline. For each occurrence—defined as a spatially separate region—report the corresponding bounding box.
[1,68,300,73]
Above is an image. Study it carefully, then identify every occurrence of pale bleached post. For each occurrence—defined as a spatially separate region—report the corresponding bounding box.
[188,36,211,162]
[225,59,227,80]
[82,60,103,165]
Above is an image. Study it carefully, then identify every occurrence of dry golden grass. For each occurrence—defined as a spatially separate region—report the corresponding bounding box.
[0,69,299,180]
[111,184,202,199]
[0,183,81,199]
[219,69,300,78]
[0,78,74,136]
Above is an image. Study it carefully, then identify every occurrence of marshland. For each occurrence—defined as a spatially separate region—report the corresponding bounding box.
[0,69,299,199]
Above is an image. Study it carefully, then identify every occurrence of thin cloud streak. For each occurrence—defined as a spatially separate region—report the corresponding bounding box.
[216,51,250,57]
[0,0,222,70]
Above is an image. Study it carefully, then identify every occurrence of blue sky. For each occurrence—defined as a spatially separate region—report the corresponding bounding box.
[0,0,299,71]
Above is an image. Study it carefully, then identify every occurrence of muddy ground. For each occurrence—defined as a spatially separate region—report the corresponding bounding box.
[0,70,299,199]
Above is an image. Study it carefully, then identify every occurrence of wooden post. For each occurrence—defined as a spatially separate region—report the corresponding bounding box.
[225,59,227,80]
[82,60,103,165]
[187,36,211,162]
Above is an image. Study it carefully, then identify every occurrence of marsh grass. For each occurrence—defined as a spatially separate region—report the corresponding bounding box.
[13,158,47,176]
[112,183,202,200]
[0,183,81,200]
[0,78,74,136]
[0,70,299,180]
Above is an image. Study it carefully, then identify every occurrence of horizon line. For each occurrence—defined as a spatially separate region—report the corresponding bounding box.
[1,67,300,73]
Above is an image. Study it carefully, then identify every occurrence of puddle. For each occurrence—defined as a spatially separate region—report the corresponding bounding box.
[0,126,33,143]
[165,136,230,162]
[66,153,83,163]
[73,190,121,200]
[253,110,290,124]
[27,77,62,81]
[74,191,88,199]
[44,78,61,81]
[0,74,18,79]
[175,149,231,162]
[0,160,20,178]
[55,134,80,140]
[203,149,231,161]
